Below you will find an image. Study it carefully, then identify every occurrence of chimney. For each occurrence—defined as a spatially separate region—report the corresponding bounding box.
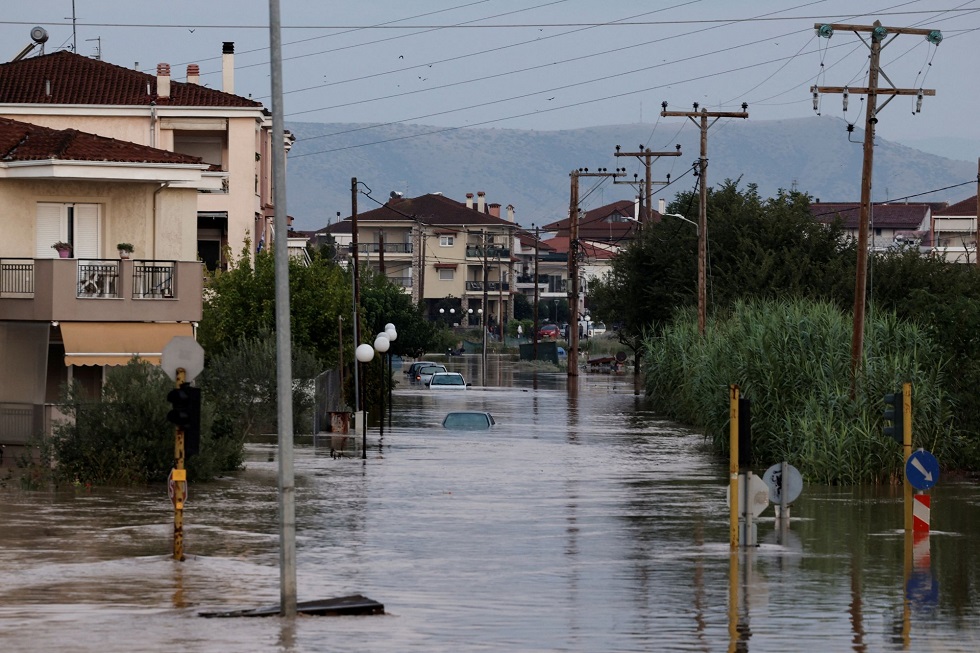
[156,63,171,99]
[222,42,235,94]
[506,204,515,222]
[477,191,486,213]
[489,203,501,218]
[466,193,474,209]
[186,64,200,85]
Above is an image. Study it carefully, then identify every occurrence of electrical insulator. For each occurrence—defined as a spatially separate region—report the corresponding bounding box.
[812,90,819,112]
[915,91,923,114]
[842,87,849,111]
[817,24,833,39]
[926,30,942,45]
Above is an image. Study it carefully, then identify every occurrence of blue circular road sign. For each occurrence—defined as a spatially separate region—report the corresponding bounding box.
[905,449,940,491]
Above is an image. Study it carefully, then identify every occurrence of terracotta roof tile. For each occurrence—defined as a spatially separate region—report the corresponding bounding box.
[0,50,262,108]
[934,195,978,216]
[330,193,518,229]
[808,202,931,229]
[0,116,202,164]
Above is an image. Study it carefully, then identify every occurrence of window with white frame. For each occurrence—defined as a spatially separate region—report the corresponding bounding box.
[35,202,101,258]
[438,268,454,280]
[439,235,454,247]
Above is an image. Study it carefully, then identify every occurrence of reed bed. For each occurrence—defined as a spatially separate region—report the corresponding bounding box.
[644,298,957,484]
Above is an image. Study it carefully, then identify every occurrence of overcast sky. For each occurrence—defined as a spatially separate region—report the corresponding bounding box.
[3,1,979,162]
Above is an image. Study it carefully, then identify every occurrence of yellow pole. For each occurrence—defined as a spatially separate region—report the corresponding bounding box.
[173,367,186,562]
[727,550,739,652]
[730,384,740,549]
[902,382,912,533]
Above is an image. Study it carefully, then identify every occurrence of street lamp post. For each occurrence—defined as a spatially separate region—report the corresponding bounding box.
[373,332,390,439]
[662,211,703,334]
[354,343,375,459]
[383,323,397,427]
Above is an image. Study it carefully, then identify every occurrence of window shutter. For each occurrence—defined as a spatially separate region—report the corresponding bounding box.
[73,204,100,259]
[35,203,64,258]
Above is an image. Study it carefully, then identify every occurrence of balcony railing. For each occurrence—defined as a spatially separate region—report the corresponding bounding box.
[0,258,34,296]
[465,281,510,292]
[465,245,510,259]
[0,258,201,323]
[357,242,413,254]
[389,276,413,288]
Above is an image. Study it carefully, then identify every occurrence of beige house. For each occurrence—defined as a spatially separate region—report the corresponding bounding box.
[931,195,979,264]
[326,192,524,328]
[0,44,277,271]
[0,117,210,450]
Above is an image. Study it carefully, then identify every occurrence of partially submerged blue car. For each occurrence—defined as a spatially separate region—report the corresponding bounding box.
[442,411,496,430]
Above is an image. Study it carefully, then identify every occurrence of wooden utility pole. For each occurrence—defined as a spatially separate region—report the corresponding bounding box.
[613,144,682,225]
[350,178,362,352]
[567,168,625,376]
[660,103,748,335]
[976,158,979,269]
[810,21,941,393]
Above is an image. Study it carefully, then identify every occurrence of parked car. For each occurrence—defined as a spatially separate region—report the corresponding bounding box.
[591,322,607,335]
[405,360,437,378]
[417,364,447,385]
[427,372,469,390]
[442,411,495,430]
[538,324,560,340]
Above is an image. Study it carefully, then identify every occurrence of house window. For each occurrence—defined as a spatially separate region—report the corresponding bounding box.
[35,202,100,259]
[439,268,454,280]
[874,228,882,237]
[439,235,454,247]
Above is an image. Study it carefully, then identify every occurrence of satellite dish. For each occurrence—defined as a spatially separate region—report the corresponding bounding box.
[30,27,49,44]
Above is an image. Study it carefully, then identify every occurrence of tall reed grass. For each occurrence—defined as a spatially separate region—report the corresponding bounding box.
[644,298,957,484]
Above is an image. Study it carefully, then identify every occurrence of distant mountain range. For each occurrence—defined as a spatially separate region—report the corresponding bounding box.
[284,116,978,233]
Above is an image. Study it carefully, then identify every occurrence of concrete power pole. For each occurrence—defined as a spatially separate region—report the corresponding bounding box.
[567,168,625,376]
[613,144,682,225]
[660,103,749,335]
[811,20,941,394]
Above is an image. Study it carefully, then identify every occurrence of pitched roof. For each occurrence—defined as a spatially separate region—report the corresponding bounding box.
[325,193,519,232]
[0,116,203,164]
[934,195,978,216]
[808,202,932,229]
[541,199,649,243]
[0,50,262,108]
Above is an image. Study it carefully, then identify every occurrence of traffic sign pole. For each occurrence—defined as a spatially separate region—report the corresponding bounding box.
[729,385,740,549]
[902,382,913,533]
[173,367,186,562]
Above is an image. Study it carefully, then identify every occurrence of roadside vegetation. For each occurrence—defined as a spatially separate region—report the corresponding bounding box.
[22,242,440,488]
[591,180,980,482]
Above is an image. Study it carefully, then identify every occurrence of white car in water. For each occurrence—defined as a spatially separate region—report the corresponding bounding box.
[427,372,469,390]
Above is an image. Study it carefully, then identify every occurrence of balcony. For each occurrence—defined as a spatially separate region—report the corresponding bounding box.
[388,276,413,289]
[465,281,510,293]
[0,258,203,322]
[357,242,413,255]
[465,245,510,259]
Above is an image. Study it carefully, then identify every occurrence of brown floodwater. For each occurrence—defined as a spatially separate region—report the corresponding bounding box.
[1,357,979,652]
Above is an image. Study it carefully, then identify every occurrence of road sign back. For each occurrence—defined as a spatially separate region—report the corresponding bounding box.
[762,463,803,504]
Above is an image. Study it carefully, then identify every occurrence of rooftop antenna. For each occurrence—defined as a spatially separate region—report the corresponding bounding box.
[85,36,100,60]
[67,0,78,52]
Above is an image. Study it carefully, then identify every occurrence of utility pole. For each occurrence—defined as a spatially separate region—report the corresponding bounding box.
[350,178,362,351]
[482,229,489,382]
[533,224,540,361]
[660,102,749,335]
[810,21,941,394]
[613,144,682,225]
[567,168,625,376]
[378,229,385,274]
[976,158,979,269]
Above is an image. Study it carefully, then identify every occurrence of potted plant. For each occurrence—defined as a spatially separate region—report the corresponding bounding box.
[52,241,72,258]
[117,242,134,259]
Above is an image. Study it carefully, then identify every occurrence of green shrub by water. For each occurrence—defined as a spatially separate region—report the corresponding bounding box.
[644,298,958,484]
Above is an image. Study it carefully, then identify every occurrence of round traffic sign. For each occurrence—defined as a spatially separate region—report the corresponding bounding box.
[762,463,803,504]
[905,450,940,491]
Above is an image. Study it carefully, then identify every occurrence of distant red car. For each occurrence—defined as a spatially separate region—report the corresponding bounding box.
[538,324,560,339]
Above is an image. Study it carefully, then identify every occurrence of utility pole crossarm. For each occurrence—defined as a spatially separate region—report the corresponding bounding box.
[614,149,682,158]
[812,86,935,96]
[660,110,748,119]
[813,22,938,36]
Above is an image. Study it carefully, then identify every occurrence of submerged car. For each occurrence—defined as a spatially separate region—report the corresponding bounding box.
[427,372,469,390]
[442,411,495,430]
[406,360,437,380]
[416,364,447,385]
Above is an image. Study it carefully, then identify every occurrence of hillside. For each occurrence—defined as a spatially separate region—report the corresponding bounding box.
[285,116,977,232]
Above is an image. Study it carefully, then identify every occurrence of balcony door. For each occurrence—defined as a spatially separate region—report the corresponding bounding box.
[35,203,100,259]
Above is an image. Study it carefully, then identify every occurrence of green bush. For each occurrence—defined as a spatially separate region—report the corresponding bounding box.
[644,298,956,484]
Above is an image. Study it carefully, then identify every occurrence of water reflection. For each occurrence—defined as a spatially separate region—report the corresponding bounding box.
[2,361,980,652]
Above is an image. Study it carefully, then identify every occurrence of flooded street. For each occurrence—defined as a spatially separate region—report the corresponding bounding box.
[2,357,980,652]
